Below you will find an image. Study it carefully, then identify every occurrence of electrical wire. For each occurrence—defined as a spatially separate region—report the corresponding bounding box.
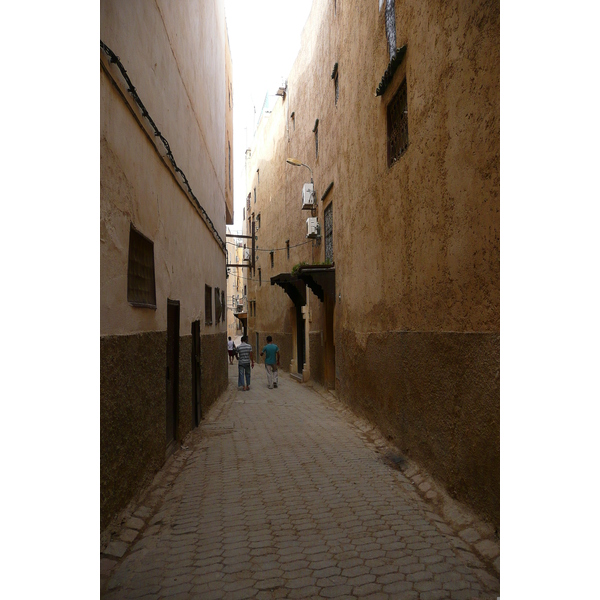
[225,239,312,253]
[100,40,226,253]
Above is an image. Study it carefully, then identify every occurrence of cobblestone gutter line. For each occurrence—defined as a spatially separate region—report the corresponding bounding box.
[309,381,500,578]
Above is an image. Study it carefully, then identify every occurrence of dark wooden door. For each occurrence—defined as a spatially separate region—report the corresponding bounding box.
[325,295,336,390]
[166,299,180,445]
[296,305,305,374]
[191,320,202,427]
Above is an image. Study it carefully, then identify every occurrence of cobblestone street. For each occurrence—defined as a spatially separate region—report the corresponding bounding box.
[101,364,500,599]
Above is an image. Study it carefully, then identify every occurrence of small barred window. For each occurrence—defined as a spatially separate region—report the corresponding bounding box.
[324,202,334,264]
[127,224,156,308]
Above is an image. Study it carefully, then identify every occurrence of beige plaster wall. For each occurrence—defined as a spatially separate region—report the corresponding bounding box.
[101,0,230,337]
[334,0,499,334]
[244,0,499,526]
[101,0,228,226]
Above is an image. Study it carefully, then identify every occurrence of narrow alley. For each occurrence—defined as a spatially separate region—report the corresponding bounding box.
[101,367,499,600]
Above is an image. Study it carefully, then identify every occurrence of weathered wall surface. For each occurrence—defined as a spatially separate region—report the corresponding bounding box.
[100,55,227,337]
[309,331,325,387]
[240,0,499,527]
[338,329,499,525]
[201,333,229,413]
[334,0,499,333]
[101,0,229,242]
[100,0,230,531]
[100,332,166,531]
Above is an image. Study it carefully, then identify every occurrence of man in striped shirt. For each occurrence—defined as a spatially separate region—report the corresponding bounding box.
[236,335,254,391]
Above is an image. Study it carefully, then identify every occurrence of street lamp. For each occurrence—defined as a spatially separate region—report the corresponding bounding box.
[286,157,313,184]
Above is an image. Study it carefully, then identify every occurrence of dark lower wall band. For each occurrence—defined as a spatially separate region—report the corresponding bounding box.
[101,331,166,531]
[101,330,227,531]
[336,329,500,528]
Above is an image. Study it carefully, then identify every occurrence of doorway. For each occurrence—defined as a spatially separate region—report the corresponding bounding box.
[191,320,202,427]
[324,295,336,389]
[296,305,305,375]
[166,299,180,447]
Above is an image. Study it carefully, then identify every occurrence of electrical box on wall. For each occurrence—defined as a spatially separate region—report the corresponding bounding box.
[306,217,320,239]
[243,248,250,261]
[301,183,315,210]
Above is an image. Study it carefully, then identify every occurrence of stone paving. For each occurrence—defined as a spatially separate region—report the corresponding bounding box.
[101,362,500,599]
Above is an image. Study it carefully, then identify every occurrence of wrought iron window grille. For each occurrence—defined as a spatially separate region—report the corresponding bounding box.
[127,224,156,308]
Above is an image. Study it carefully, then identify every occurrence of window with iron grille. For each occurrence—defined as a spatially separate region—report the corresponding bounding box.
[127,224,156,308]
[205,285,212,325]
[258,268,262,286]
[387,78,409,166]
[324,202,334,264]
[221,290,226,322]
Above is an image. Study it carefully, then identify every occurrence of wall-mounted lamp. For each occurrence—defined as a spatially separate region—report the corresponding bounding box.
[286,157,313,183]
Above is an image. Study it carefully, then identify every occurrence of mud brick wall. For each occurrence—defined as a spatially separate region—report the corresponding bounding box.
[337,329,500,529]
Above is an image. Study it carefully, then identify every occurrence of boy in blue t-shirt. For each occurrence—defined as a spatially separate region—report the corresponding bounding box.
[260,336,280,389]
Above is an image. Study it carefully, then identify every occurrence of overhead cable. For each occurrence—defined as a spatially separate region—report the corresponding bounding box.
[100,40,226,253]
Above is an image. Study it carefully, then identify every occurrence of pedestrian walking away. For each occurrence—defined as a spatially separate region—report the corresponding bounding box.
[236,335,254,390]
[227,336,236,365]
[260,335,280,389]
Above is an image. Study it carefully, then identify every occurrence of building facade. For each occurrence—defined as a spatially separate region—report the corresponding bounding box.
[244,0,499,528]
[226,228,246,339]
[100,0,232,531]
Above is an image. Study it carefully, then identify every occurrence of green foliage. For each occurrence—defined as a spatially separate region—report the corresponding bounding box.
[291,259,332,277]
[291,261,308,276]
